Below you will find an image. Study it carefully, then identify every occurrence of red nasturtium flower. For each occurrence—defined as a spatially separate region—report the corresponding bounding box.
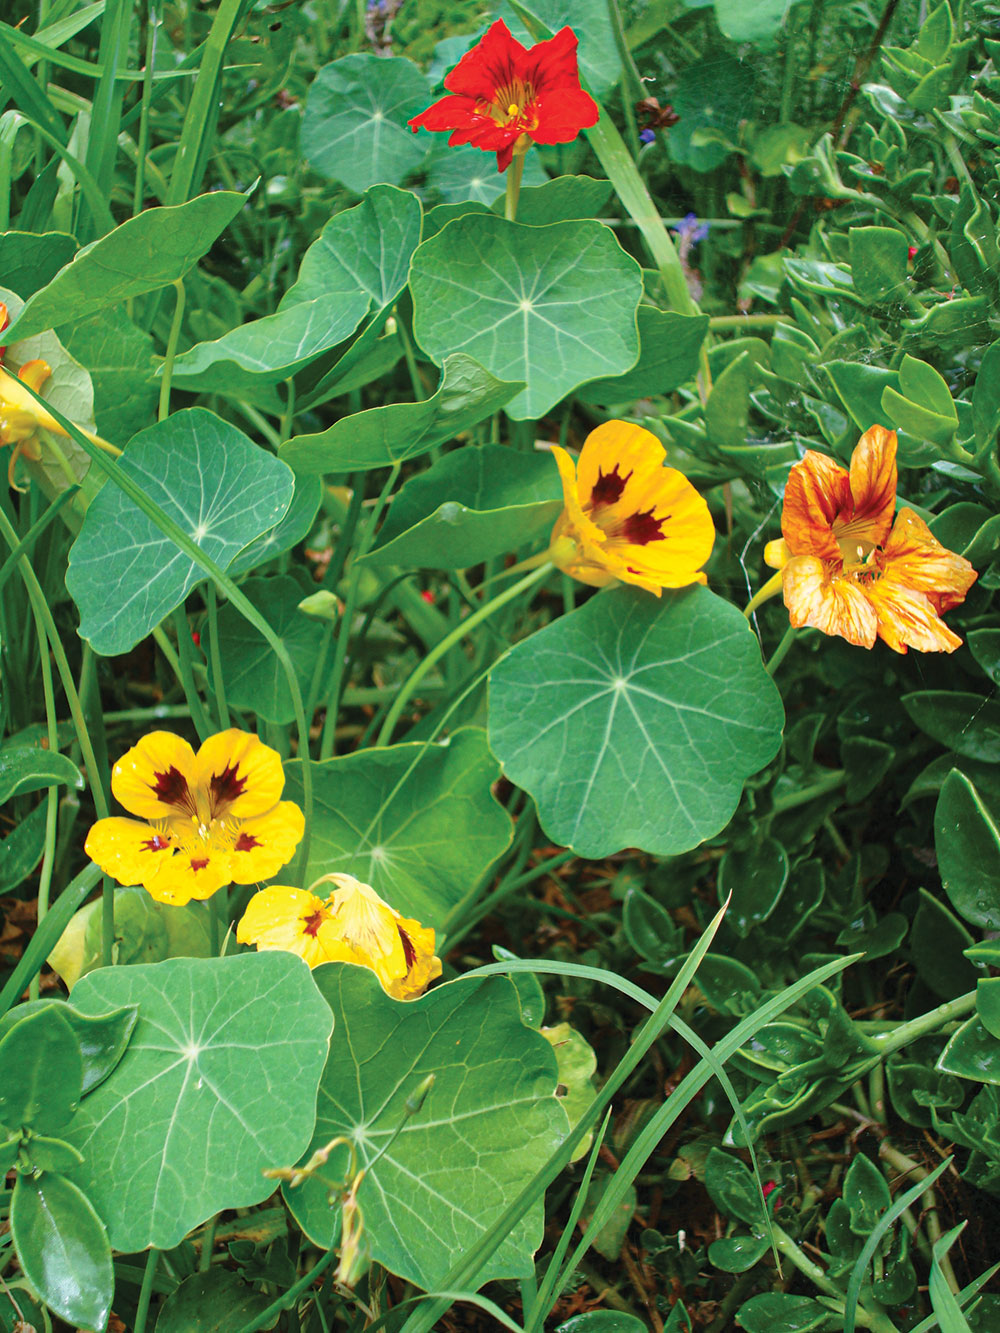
[408,20,599,172]
[764,425,977,653]
[548,420,715,596]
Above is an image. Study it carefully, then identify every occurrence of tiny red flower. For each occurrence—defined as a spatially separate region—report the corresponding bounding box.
[408,20,599,172]
[907,245,918,262]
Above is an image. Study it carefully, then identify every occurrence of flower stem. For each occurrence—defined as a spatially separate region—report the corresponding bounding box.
[158,278,186,422]
[377,562,552,746]
[743,569,784,619]
[505,151,526,222]
[133,1249,160,1333]
[766,625,798,675]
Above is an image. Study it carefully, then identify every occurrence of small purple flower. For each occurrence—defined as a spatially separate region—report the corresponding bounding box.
[675,212,709,246]
[639,127,656,145]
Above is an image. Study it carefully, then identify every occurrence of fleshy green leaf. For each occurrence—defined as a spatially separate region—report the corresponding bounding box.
[849,225,909,305]
[704,1148,765,1227]
[364,445,561,569]
[718,838,789,938]
[284,727,512,934]
[937,1015,1000,1085]
[283,965,568,1288]
[301,54,431,192]
[0,1005,82,1133]
[3,192,249,342]
[973,341,1000,449]
[63,952,333,1251]
[205,575,327,725]
[0,999,137,1097]
[488,586,784,858]
[577,308,708,405]
[0,745,82,803]
[977,978,1000,1040]
[736,1292,831,1333]
[903,692,1000,762]
[935,770,1000,929]
[0,801,47,892]
[10,1172,113,1331]
[410,215,641,419]
[66,408,295,655]
[281,354,523,472]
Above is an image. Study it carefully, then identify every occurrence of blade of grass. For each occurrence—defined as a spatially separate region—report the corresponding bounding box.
[909,1262,1000,1333]
[166,0,246,204]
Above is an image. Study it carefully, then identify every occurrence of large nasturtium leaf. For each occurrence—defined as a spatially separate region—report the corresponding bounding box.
[66,408,295,656]
[280,354,523,473]
[229,473,323,577]
[284,727,512,933]
[166,291,371,395]
[302,54,431,193]
[3,192,248,342]
[365,444,562,569]
[488,586,784,858]
[714,0,799,43]
[577,309,709,405]
[283,183,422,311]
[903,691,1000,762]
[0,230,77,298]
[668,57,754,172]
[283,966,569,1289]
[410,215,642,420]
[425,144,548,206]
[58,308,158,443]
[63,952,333,1252]
[205,575,327,725]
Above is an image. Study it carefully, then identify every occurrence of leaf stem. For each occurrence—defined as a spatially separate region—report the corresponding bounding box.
[158,278,185,422]
[377,562,552,746]
[133,1249,160,1333]
[205,583,229,730]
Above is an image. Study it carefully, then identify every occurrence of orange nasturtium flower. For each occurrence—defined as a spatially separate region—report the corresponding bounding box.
[548,420,715,596]
[85,730,304,906]
[764,425,977,653]
[237,874,441,1000]
[408,20,598,172]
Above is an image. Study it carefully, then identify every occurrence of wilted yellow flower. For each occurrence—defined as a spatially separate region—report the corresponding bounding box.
[85,729,304,906]
[548,420,715,595]
[237,874,442,999]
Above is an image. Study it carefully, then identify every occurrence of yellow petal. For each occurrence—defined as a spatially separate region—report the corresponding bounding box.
[111,732,198,820]
[195,729,286,819]
[145,845,231,906]
[575,420,666,514]
[763,539,791,570]
[84,816,174,888]
[781,555,878,648]
[228,801,305,884]
[867,580,963,654]
[237,885,335,967]
[0,364,67,437]
[321,873,440,1000]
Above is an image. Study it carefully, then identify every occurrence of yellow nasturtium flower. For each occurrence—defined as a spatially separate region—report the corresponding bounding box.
[237,874,442,1000]
[0,358,66,489]
[85,729,304,906]
[764,425,977,653]
[548,420,715,595]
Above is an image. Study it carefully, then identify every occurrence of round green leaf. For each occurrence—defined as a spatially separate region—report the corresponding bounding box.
[557,1311,649,1333]
[10,1172,112,1332]
[426,143,547,205]
[365,444,561,569]
[205,575,327,725]
[302,54,431,192]
[66,407,295,656]
[736,1292,831,1333]
[0,230,77,299]
[488,586,784,858]
[0,1006,82,1134]
[577,309,709,406]
[63,952,333,1251]
[502,0,619,95]
[281,354,523,473]
[229,473,323,577]
[0,745,82,803]
[410,215,642,420]
[669,58,753,172]
[709,1232,771,1273]
[934,770,1000,929]
[58,307,159,443]
[283,965,568,1289]
[3,191,248,343]
[718,838,789,938]
[284,727,512,934]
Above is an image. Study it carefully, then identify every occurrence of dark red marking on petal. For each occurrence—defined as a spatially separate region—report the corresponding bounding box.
[151,766,191,808]
[209,761,248,811]
[590,465,630,509]
[235,831,261,852]
[142,834,171,852]
[190,857,210,872]
[622,508,666,546]
[398,925,417,969]
[302,909,325,938]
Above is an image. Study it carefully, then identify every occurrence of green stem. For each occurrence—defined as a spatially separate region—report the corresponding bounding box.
[869,991,976,1056]
[771,769,845,813]
[396,313,428,401]
[205,583,229,730]
[198,1212,219,1271]
[605,0,641,157]
[505,151,526,221]
[709,314,794,330]
[158,278,186,422]
[320,467,400,760]
[171,607,213,741]
[133,1249,160,1333]
[766,625,798,675]
[879,1144,959,1293]
[378,562,552,746]
[27,601,59,1001]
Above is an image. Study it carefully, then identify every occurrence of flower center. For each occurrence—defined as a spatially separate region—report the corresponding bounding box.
[478,79,539,129]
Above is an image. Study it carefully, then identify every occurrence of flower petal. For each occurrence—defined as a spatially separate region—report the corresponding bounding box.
[237,886,333,968]
[111,732,198,820]
[881,508,977,612]
[229,801,305,884]
[322,873,440,999]
[443,19,528,99]
[866,579,963,654]
[575,420,665,515]
[848,425,897,544]
[781,555,878,648]
[194,729,285,819]
[781,450,850,560]
[146,846,231,906]
[84,816,174,888]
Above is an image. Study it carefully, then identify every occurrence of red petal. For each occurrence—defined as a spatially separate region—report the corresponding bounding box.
[444,20,528,99]
[522,26,585,91]
[409,93,482,134]
[529,87,600,142]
